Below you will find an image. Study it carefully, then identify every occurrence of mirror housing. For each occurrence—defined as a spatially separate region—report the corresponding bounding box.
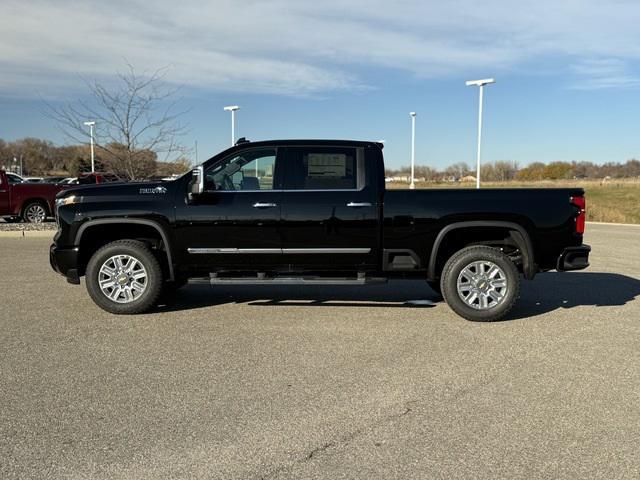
[188,166,204,200]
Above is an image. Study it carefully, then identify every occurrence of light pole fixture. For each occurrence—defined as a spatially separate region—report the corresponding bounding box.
[409,112,417,190]
[83,121,96,173]
[465,78,495,189]
[223,105,240,146]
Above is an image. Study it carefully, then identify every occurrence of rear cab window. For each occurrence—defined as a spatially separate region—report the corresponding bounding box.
[6,173,22,184]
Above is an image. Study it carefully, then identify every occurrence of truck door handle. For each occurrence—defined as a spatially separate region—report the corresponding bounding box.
[346,202,372,207]
[253,202,278,208]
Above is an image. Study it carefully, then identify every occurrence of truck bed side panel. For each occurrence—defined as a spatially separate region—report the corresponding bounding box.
[383,188,583,271]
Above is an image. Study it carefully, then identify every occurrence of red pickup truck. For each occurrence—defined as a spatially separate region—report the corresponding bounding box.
[0,170,67,222]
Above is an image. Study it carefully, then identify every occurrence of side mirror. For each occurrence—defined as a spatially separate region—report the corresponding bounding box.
[188,166,204,200]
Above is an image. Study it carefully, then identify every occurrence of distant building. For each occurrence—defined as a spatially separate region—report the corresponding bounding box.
[460,175,477,183]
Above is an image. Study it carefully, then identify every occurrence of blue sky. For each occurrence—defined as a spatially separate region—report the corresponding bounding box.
[1,0,639,169]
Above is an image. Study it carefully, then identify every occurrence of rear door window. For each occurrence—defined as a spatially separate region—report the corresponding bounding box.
[285,147,362,190]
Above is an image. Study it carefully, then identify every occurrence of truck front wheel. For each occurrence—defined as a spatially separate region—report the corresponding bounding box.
[440,246,520,322]
[85,240,163,314]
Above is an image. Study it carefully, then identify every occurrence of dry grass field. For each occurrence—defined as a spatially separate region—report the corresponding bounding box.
[387,178,640,224]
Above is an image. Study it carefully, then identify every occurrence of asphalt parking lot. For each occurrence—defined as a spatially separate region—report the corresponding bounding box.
[1,223,639,479]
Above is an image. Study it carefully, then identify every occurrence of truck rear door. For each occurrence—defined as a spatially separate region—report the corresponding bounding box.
[278,145,380,271]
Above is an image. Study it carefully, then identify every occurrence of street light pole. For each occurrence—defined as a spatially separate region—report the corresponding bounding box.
[83,121,96,172]
[223,105,240,146]
[409,112,417,189]
[465,78,495,189]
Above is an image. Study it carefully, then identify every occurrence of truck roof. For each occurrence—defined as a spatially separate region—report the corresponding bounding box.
[228,139,384,149]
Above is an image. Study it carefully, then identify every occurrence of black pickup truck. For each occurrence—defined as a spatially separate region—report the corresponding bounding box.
[50,139,590,321]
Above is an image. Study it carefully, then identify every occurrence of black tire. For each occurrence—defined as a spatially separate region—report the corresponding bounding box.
[426,280,443,298]
[21,200,48,223]
[440,246,520,322]
[85,240,163,314]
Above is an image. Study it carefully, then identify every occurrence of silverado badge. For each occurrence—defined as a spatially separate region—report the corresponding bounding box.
[139,186,167,194]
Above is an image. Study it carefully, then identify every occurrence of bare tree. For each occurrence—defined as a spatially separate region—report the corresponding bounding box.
[493,160,519,181]
[45,64,189,180]
[445,162,471,179]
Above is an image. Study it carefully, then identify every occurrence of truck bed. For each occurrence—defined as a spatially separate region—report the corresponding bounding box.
[383,188,584,272]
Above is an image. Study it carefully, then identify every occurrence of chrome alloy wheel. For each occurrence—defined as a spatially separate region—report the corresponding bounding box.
[98,255,148,303]
[456,260,508,310]
[25,204,46,223]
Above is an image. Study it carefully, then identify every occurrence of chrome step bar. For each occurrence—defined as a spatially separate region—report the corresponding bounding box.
[188,273,388,286]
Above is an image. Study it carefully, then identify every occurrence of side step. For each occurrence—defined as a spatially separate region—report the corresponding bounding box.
[188,272,388,286]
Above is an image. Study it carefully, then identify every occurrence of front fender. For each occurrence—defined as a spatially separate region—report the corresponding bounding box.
[74,217,176,281]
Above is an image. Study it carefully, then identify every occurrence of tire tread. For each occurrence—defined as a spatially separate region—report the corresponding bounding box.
[440,246,520,322]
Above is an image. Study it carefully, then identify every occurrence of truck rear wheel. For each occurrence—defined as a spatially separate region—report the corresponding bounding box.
[440,246,520,322]
[85,240,163,314]
[22,200,48,223]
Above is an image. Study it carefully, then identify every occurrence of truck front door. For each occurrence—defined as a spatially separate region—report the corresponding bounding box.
[175,147,284,272]
[278,145,380,271]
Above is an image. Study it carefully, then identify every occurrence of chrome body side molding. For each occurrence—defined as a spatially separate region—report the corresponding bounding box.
[187,248,281,254]
[187,247,371,254]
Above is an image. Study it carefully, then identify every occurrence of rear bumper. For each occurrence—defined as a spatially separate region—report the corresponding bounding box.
[557,244,590,271]
[49,243,80,284]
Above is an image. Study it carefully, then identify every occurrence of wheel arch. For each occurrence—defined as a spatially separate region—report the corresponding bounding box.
[427,221,536,281]
[74,218,175,281]
[20,197,51,216]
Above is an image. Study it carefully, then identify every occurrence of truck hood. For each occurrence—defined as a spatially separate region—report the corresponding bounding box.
[57,182,174,200]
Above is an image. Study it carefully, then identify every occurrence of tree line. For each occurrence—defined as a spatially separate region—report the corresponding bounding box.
[0,137,191,179]
[5,138,639,182]
[386,159,640,182]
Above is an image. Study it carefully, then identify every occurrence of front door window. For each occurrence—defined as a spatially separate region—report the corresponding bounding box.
[205,149,276,191]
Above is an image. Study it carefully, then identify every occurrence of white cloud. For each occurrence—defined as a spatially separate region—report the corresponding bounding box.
[1,0,640,97]
[569,58,640,90]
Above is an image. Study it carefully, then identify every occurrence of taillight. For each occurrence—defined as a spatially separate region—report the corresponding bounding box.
[571,195,586,234]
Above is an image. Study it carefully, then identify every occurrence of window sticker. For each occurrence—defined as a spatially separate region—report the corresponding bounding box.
[307,153,347,177]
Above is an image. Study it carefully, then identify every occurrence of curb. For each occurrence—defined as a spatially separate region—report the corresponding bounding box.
[0,230,56,238]
[586,221,640,227]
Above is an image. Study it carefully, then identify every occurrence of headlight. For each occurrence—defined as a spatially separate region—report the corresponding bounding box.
[55,195,80,208]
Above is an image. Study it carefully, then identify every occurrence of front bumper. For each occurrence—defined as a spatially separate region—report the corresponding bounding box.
[50,243,81,284]
[557,244,591,271]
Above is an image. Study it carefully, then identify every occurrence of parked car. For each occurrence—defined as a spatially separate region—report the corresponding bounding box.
[1,170,68,222]
[50,139,590,321]
[58,177,78,185]
[77,172,123,184]
[24,177,44,183]
[43,176,69,183]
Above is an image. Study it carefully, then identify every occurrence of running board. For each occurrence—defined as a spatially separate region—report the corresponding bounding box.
[188,273,388,286]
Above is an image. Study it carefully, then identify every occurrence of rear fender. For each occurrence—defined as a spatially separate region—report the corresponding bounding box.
[427,221,536,281]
